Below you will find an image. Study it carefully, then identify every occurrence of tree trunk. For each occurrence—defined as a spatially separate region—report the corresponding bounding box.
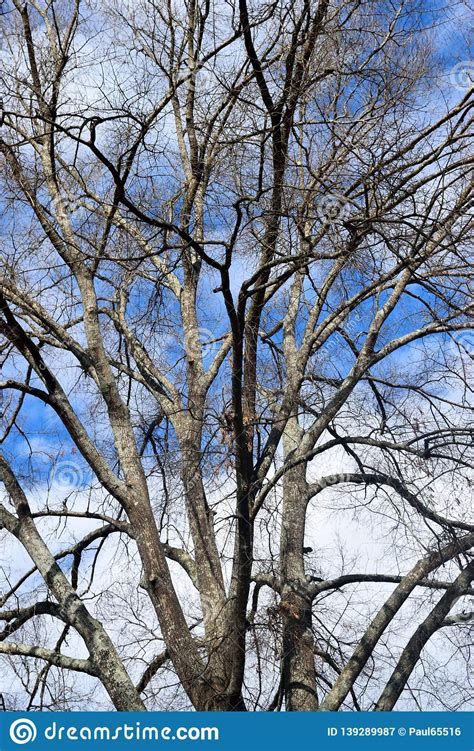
[280,453,318,711]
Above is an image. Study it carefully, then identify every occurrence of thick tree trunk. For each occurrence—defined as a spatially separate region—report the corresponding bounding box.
[280,589,318,711]
[178,421,234,703]
[280,448,318,711]
[126,500,218,710]
[180,432,227,618]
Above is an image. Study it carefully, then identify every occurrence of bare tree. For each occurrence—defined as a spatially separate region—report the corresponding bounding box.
[0,0,473,711]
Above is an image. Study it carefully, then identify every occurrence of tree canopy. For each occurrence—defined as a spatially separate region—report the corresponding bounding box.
[0,0,473,711]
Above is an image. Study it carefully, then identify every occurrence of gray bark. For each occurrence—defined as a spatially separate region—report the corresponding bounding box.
[280,422,318,711]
